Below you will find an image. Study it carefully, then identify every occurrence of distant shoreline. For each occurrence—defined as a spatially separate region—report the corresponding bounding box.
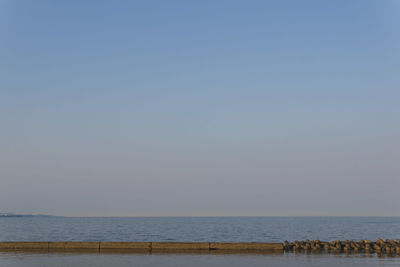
[0,213,53,218]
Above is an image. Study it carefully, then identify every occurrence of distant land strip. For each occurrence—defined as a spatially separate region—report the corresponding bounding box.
[0,239,399,255]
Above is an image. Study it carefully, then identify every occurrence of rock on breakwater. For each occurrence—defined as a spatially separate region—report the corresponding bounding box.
[284,238,400,255]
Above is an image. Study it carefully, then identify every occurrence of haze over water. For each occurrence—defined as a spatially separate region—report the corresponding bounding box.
[1,0,400,217]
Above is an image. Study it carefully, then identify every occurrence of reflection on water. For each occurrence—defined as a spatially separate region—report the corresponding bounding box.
[0,251,399,267]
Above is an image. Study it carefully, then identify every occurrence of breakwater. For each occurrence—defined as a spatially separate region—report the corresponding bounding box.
[0,242,282,252]
[0,239,399,255]
[284,238,400,254]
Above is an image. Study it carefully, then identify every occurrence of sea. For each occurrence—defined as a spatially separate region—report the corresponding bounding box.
[1,216,400,266]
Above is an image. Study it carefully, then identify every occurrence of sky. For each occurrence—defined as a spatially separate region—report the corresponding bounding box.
[0,0,399,216]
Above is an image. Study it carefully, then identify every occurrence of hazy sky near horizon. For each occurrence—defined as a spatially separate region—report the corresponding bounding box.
[1,0,399,216]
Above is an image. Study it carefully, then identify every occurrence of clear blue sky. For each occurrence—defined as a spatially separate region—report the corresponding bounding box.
[1,0,399,216]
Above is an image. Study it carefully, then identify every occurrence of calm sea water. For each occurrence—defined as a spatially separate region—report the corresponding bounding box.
[0,216,399,242]
[1,217,400,266]
[1,252,400,267]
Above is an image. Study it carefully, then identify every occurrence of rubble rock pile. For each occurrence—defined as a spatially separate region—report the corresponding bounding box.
[284,238,400,254]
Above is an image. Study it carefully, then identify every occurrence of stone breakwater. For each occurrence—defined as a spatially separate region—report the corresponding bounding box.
[284,238,400,254]
[0,242,282,252]
[0,240,399,255]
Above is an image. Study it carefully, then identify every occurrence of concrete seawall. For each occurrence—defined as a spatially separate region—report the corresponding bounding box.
[0,242,283,253]
[0,240,399,254]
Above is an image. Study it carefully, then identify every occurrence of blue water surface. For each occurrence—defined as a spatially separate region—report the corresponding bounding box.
[0,217,399,242]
